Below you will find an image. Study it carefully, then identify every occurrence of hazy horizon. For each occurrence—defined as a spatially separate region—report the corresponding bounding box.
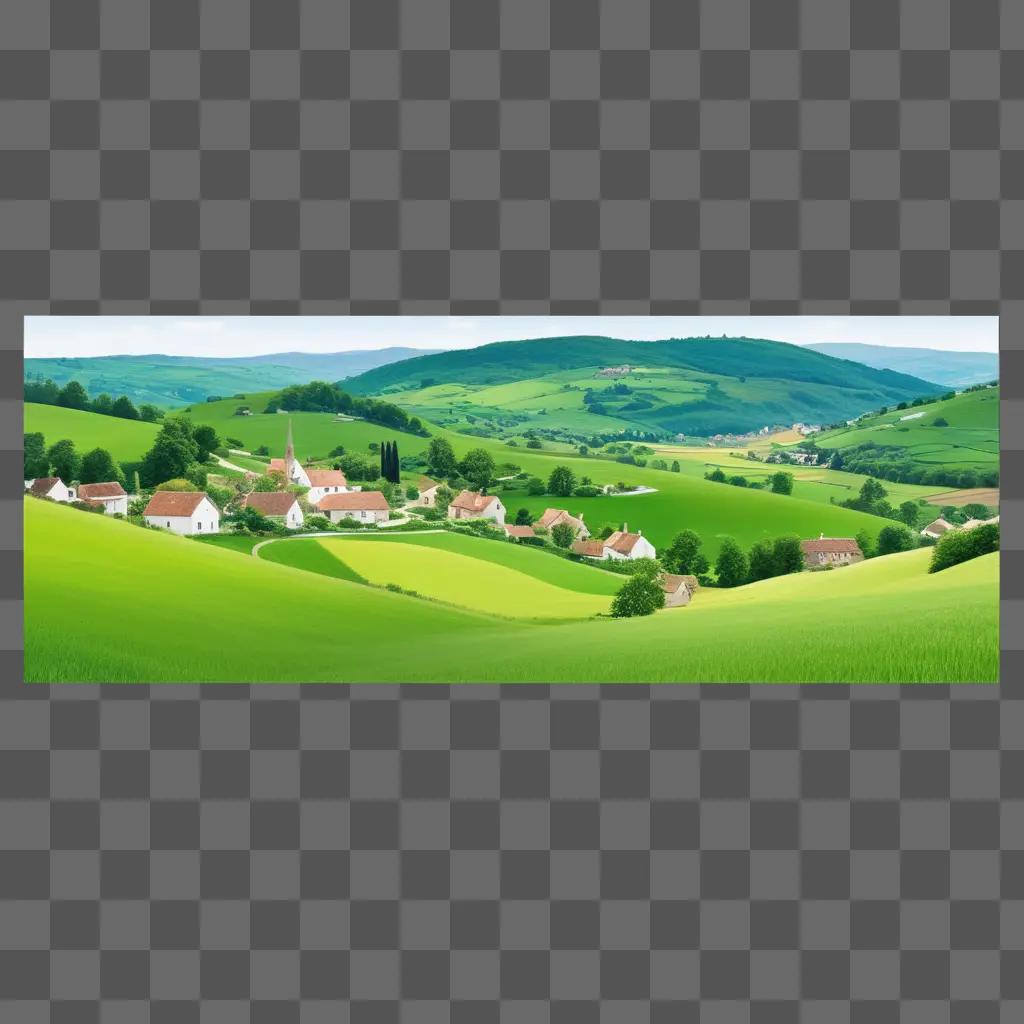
[26,315,999,359]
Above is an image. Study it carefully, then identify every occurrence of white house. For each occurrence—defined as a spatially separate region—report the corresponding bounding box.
[143,491,220,536]
[319,491,390,525]
[413,481,441,507]
[241,491,304,529]
[76,481,128,516]
[571,526,656,561]
[26,477,74,502]
[304,468,349,507]
[449,490,506,526]
[662,574,699,607]
[535,507,589,538]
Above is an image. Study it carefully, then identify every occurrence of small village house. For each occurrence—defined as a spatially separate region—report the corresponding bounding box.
[535,508,590,539]
[143,491,220,536]
[76,482,128,516]
[449,490,506,526]
[503,524,536,541]
[241,491,304,529]
[800,535,863,568]
[304,468,350,507]
[662,574,699,608]
[26,477,75,503]
[920,517,954,539]
[413,482,441,507]
[319,491,390,525]
[571,525,656,561]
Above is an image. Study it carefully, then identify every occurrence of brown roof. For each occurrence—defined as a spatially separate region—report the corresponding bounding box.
[536,508,584,530]
[242,491,300,516]
[800,537,862,555]
[77,482,126,499]
[572,539,607,557]
[451,490,498,513]
[418,478,439,493]
[77,498,105,508]
[319,491,390,511]
[28,477,61,496]
[605,530,644,555]
[305,468,347,487]
[268,458,286,473]
[662,573,699,594]
[143,491,211,516]
[504,524,536,538]
[922,517,953,535]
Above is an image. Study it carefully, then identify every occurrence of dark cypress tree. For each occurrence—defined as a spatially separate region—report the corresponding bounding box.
[390,440,400,482]
[380,441,387,480]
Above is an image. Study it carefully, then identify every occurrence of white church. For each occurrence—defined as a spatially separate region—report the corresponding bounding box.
[268,420,353,508]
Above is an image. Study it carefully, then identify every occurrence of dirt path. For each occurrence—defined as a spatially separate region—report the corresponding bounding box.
[211,453,256,475]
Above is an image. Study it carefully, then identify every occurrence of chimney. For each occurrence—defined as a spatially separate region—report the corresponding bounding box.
[637,529,642,536]
[819,532,824,540]
[623,522,628,533]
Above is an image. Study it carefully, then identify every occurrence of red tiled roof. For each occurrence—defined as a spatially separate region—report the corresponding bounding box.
[451,490,498,513]
[242,491,299,515]
[605,530,643,554]
[319,491,390,511]
[268,458,286,473]
[800,537,862,555]
[504,524,536,538]
[536,508,585,530]
[77,482,126,499]
[572,539,606,557]
[143,491,210,516]
[28,477,61,496]
[305,468,347,487]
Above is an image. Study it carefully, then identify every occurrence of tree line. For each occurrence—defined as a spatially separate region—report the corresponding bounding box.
[25,377,161,423]
[268,381,429,436]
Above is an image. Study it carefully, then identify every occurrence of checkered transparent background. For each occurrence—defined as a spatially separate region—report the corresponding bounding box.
[1,1,1021,1020]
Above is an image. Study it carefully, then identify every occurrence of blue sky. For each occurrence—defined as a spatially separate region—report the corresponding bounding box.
[25,315,999,359]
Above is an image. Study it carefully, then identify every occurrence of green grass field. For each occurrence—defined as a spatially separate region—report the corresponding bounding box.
[26,498,998,683]
[25,404,159,463]
[257,532,622,619]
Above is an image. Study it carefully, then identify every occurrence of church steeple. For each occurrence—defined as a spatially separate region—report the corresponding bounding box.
[285,418,296,480]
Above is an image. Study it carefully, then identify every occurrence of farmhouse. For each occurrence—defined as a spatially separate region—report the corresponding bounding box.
[450,490,506,526]
[921,517,954,539]
[801,535,863,568]
[503,524,537,540]
[662,574,699,608]
[413,481,441,507]
[242,491,304,529]
[77,482,128,516]
[26,477,75,502]
[571,539,607,558]
[535,508,589,538]
[319,491,390,525]
[571,527,657,561]
[305,468,349,507]
[143,491,220,536]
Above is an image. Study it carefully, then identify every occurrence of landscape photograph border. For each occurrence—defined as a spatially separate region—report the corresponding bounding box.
[1,2,1022,1021]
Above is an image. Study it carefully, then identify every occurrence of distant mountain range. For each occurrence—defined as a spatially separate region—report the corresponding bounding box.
[24,348,444,408]
[803,343,998,388]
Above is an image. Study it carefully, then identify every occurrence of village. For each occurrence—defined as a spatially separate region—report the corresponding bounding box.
[24,416,980,617]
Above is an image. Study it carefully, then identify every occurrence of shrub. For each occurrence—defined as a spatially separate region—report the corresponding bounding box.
[876,524,915,555]
[551,523,576,549]
[610,574,665,618]
[929,523,999,573]
[573,485,601,498]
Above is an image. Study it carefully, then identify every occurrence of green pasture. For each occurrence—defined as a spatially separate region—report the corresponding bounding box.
[25,403,159,463]
[25,498,998,683]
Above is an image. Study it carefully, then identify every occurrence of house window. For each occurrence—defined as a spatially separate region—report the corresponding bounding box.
[197,521,202,530]
[166,521,171,528]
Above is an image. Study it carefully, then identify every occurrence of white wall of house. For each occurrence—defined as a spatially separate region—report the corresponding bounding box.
[145,497,220,536]
[482,498,506,526]
[325,507,388,524]
[664,586,691,608]
[307,484,349,506]
[415,486,439,507]
[628,536,657,560]
[283,504,304,529]
[95,495,128,516]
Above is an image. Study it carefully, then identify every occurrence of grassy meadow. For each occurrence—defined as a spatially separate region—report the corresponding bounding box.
[25,403,159,463]
[26,499,998,683]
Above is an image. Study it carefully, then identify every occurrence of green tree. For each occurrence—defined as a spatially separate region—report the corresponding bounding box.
[876,524,914,555]
[425,437,457,478]
[24,432,48,478]
[57,380,89,410]
[715,536,749,588]
[47,438,80,482]
[859,477,888,504]
[664,529,708,575]
[459,448,495,490]
[111,395,139,420]
[962,503,991,520]
[139,404,161,422]
[139,417,200,487]
[155,478,196,491]
[193,424,220,462]
[92,393,113,415]
[897,501,920,528]
[930,523,998,573]
[515,507,533,525]
[772,535,804,575]
[610,574,665,618]
[671,460,680,472]
[79,447,123,485]
[526,476,545,495]
[578,445,589,456]
[855,529,875,559]
[770,471,794,495]
[933,416,949,427]
[551,522,576,549]
[435,484,454,512]
[707,467,727,483]
[337,454,375,481]
[405,484,420,500]
[748,539,776,582]
[547,465,577,497]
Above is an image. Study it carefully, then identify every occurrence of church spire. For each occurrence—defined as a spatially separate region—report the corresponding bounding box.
[285,418,296,479]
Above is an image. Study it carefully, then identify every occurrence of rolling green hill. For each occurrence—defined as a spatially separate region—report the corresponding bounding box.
[26,498,998,683]
[807,386,999,483]
[343,336,942,438]
[25,348,440,409]
[24,403,160,463]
